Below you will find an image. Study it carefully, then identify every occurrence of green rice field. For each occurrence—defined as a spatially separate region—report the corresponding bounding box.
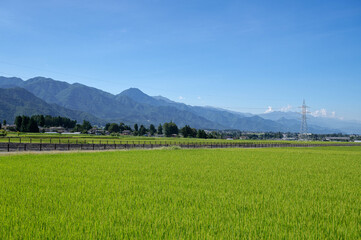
[1,133,358,146]
[1,147,360,239]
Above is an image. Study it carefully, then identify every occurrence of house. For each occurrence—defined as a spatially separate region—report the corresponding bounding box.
[122,130,131,135]
[40,126,66,133]
[324,137,350,142]
[4,124,16,131]
[87,128,105,135]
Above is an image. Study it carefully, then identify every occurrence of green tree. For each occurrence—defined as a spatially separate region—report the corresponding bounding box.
[123,125,132,131]
[2,120,6,126]
[28,118,39,133]
[138,125,147,136]
[82,120,92,131]
[133,123,139,136]
[73,124,83,132]
[20,116,30,132]
[149,124,156,136]
[104,123,110,131]
[108,123,120,133]
[32,115,76,128]
[197,129,207,139]
[180,125,196,138]
[39,115,45,127]
[15,116,22,131]
[119,122,125,132]
[163,122,178,137]
[157,124,163,135]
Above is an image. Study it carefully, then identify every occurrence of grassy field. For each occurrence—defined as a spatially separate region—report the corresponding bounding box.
[1,147,360,238]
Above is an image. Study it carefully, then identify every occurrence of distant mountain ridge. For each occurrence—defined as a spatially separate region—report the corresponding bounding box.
[1,76,358,133]
[0,77,222,129]
[0,87,104,124]
[260,111,361,134]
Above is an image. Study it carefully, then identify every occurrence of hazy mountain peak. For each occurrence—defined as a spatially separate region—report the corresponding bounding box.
[0,76,24,87]
[27,76,55,82]
[119,87,145,97]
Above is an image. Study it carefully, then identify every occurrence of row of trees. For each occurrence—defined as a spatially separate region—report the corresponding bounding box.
[104,122,175,137]
[13,115,80,133]
[105,122,132,133]
[7,116,358,140]
[31,115,77,128]
[10,115,212,138]
[104,121,212,138]
[179,125,208,139]
[14,116,39,133]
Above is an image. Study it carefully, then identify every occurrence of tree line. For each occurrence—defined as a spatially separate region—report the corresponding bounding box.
[14,115,78,133]
[14,116,40,133]
[4,115,358,140]
[32,115,77,128]
[10,115,213,138]
[105,121,213,138]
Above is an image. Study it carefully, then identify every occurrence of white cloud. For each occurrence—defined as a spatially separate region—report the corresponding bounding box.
[311,108,328,117]
[178,96,185,100]
[264,106,273,113]
[197,96,201,100]
[280,104,292,112]
[311,108,342,119]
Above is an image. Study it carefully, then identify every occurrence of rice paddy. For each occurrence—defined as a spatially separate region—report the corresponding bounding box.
[0,147,360,239]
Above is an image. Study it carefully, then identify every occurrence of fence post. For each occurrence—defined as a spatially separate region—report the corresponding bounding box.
[7,143,10,152]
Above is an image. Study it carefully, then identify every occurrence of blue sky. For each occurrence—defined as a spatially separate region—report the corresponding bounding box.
[1,0,361,120]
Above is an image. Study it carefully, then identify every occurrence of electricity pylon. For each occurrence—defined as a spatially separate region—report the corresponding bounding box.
[299,99,310,141]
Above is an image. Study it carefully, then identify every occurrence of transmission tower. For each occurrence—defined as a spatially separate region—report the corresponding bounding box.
[299,99,310,140]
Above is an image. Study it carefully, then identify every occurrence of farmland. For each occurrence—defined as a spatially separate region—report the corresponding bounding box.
[1,147,361,238]
[1,132,358,146]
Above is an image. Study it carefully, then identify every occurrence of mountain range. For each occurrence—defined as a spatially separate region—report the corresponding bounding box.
[0,76,360,134]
